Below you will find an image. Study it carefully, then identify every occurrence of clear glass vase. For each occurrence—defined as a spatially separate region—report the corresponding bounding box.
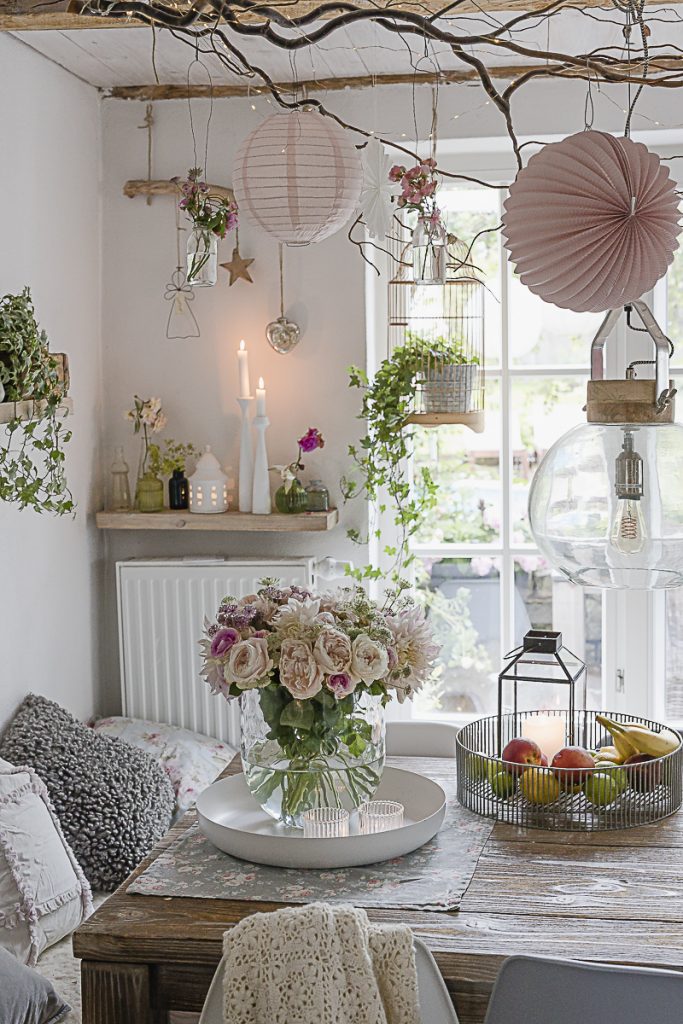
[187,225,218,288]
[240,685,386,828]
[412,216,447,284]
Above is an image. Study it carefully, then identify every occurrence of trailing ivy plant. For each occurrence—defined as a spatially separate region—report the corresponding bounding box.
[0,288,73,515]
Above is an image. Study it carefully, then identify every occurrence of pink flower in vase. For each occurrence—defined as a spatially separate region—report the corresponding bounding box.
[326,672,358,699]
[298,428,325,453]
[210,627,241,658]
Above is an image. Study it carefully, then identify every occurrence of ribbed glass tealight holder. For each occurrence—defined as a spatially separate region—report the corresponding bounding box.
[358,800,404,834]
[302,807,350,839]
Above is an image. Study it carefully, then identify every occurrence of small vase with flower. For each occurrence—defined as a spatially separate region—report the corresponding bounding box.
[273,428,325,513]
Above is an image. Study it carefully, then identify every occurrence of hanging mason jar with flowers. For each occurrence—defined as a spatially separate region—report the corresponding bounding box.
[174,168,239,288]
[273,427,325,513]
[389,158,447,285]
[124,395,167,512]
[199,582,440,827]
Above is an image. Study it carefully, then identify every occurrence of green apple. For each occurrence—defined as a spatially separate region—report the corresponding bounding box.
[583,771,620,806]
[490,769,516,800]
[593,761,628,793]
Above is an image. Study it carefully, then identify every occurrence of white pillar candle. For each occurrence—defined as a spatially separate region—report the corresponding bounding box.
[521,715,566,761]
[238,340,251,398]
[256,376,267,417]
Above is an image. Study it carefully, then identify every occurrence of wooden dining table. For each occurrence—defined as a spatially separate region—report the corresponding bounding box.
[73,754,683,1024]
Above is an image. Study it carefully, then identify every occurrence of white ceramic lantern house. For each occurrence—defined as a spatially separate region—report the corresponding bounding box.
[189,446,229,514]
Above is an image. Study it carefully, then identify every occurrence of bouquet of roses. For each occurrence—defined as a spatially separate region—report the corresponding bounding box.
[199,581,439,823]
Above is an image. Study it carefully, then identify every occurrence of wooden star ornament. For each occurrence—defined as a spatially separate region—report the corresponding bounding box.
[221,243,255,286]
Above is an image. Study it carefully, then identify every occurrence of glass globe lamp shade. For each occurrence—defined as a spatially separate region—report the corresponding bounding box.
[528,422,683,589]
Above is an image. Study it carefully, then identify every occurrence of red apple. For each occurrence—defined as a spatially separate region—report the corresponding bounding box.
[551,746,595,787]
[624,753,661,791]
[501,737,543,775]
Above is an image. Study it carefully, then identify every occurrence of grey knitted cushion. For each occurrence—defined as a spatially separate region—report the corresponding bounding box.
[0,695,175,891]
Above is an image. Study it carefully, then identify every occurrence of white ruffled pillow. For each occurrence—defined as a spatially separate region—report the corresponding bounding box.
[92,718,235,813]
[0,758,93,966]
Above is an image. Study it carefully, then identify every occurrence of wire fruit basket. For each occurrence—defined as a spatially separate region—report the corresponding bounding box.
[456,710,683,831]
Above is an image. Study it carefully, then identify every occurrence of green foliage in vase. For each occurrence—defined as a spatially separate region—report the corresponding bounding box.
[0,289,73,515]
[148,439,199,477]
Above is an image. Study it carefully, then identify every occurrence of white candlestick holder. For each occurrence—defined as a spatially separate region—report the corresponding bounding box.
[251,415,271,515]
[237,396,254,513]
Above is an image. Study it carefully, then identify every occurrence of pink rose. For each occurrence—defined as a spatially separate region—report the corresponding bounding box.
[279,638,324,699]
[210,627,240,658]
[326,672,358,699]
[225,637,273,690]
[314,628,353,675]
[298,427,325,453]
[350,634,389,683]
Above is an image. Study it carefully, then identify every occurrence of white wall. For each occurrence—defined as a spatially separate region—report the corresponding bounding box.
[0,36,103,731]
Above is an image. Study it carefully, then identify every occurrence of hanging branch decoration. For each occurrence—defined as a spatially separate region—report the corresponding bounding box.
[220,228,255,285]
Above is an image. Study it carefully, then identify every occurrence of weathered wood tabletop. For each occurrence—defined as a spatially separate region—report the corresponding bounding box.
[73,755,683,1024]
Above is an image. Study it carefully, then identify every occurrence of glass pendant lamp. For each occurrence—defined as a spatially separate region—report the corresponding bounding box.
[528,300,683,590]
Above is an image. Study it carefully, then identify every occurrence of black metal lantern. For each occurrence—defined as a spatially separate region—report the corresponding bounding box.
[497,630,587,754]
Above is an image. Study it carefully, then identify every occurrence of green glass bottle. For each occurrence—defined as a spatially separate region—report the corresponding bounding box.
[275,477,308,514]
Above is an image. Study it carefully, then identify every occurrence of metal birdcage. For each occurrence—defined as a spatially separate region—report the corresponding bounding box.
[388,229,485,432]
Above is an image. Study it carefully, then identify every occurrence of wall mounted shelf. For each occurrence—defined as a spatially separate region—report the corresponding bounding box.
[95,509,339,532]
[0,398,73,425]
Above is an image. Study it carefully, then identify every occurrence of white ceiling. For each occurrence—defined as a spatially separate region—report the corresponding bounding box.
[10,8,682,91]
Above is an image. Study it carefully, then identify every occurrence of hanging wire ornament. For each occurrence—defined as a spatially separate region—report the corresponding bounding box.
[265,244,301,354]
[165,203,201,340]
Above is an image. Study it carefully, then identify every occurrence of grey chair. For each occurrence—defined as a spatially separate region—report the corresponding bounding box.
[484,955,683,1024]
[199,937,459,1023]
[386,721,459,758]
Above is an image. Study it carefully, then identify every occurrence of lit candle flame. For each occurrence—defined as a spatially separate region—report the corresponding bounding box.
[239,339,245,351]
[258,377,265,388]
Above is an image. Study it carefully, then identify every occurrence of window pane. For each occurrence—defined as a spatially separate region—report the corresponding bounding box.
[666,217,683,369]
[509,269,602,367]
[514,558,603,711]
[413,379,501,545]
[510,376,587,543]
[414,556,500,716]
[666,589,683,718]
[440,186,501,368]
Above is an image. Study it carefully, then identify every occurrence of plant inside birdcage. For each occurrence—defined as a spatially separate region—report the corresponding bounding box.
[405,330,481,416]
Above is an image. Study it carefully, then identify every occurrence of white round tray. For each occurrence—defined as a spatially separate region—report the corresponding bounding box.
[196,767,447,869]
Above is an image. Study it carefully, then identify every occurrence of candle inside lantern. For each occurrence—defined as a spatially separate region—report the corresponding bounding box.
[521,715,566,761]
[256,376,267,417]
[238,340,251,398]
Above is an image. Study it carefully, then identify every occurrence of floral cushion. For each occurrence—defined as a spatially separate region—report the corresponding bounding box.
[92,718,236,813]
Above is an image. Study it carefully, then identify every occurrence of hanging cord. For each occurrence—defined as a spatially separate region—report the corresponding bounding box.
[137,103,154,206]
[624,304,675,387]
[278,243,285,318]
[621,0,649,138]
[186,55,215,175]
[583,60,595,130]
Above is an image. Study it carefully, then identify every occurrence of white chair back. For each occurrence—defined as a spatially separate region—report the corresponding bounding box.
[386,721,458,758]
[199,938,460,1023]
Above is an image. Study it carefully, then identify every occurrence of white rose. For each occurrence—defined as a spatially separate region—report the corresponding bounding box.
[279,638,324,699]
[350,634,389,683]
[313,628,353,675]
[225,637,273,690]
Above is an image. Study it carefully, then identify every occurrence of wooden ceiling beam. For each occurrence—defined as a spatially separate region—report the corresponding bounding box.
[105,58,683,99]
[0,0,673,31]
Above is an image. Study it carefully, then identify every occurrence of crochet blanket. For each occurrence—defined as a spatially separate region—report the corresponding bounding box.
[223,903,421,1024]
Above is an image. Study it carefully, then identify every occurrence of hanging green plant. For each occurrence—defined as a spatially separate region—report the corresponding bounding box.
[0,289,73,515]
[343,331,481,582]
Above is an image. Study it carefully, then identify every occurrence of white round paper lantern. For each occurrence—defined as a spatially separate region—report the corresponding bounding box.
[233,109,363,245]
[189,446,229,514]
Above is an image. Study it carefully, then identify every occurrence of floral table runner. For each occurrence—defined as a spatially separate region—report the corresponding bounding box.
[128,776,494,912]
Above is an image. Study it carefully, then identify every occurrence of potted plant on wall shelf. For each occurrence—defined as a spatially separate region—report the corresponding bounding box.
[0,288,73,515]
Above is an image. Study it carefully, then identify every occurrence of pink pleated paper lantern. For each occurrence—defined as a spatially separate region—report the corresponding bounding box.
[502,131,681,313]
[233,109,363,245]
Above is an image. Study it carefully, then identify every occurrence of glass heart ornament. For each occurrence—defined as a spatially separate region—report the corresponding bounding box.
[265,315,301,354]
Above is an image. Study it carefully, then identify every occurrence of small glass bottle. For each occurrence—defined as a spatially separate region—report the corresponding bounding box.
[186,225,218,288]
[169,468,189,510]
[412,216,447,285]
[110,446,132,512]
[305,479,329,512]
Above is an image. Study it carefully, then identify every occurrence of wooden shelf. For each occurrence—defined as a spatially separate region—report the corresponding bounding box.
[95,508,339,533]
[0,397,73,425]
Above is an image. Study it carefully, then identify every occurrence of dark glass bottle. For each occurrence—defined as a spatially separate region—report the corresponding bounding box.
[169,468,189,510]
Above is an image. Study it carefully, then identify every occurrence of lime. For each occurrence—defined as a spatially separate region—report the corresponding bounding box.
[583,771,620,806]
[593,762,628,793]
[468,752,489,780]
[520,767,560,805]
[486,758,507,783]
[490,770,516,800]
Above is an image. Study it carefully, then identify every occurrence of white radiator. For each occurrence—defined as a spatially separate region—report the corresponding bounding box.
[116,558,314,746]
